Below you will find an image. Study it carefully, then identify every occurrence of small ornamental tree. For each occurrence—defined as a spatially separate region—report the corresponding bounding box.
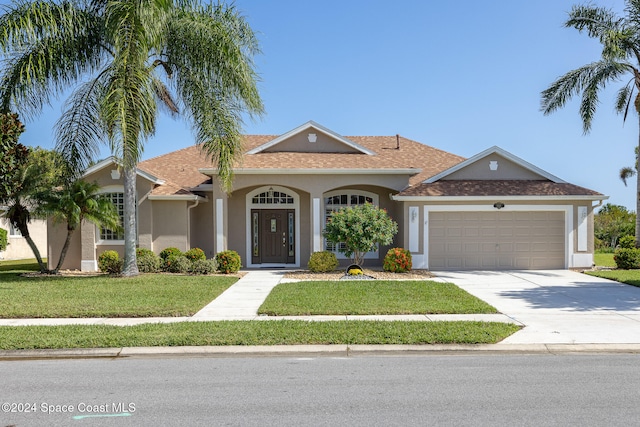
[323,203,398,266]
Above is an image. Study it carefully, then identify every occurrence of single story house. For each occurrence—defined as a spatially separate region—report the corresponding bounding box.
[47,121,607,271]
[0,209,47,261]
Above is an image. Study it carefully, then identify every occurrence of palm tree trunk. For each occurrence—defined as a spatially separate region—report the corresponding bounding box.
[53,228,74,274]
[637,114,640,248]
[16,220,47,273]
[121,165,139,276]
[24,234,47,273]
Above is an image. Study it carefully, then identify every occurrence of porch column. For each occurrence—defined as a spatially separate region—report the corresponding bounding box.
[215,197,226,253]
[312,197,323,252]
[80,219,97,272]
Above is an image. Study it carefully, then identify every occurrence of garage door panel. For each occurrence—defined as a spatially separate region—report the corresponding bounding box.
[429,211,564,270]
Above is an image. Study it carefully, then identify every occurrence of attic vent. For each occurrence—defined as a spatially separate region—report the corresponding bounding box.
[308,133,317,143]
[489,160,498,171]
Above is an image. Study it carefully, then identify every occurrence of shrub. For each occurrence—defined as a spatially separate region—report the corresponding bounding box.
[136,248,160,273]
[308,251,338,273]
[98,250,122,274]
[159,247,182,260]
[190,258,217,275]
[383,248,412,273]
[216,250,242,274]
[184,247,206,262]
[159,247,182,271]
[618,235,636,249]
[0,228,7,251]
[165,254,191,273]
[614,248,640,269]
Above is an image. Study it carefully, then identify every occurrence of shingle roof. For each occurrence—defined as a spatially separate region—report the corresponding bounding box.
[137,135,465,196]
[397,180,603,197]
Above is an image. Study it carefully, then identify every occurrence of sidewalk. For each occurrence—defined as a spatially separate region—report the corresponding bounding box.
[0,270,518,326]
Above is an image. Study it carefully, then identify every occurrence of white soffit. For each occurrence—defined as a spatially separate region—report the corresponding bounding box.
[424,146,566,184]
[246,120,376,155]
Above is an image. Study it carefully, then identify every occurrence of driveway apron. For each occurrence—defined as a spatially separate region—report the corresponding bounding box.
[433,270,640,344]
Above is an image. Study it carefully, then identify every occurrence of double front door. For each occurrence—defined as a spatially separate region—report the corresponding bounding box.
[251,209,295,264]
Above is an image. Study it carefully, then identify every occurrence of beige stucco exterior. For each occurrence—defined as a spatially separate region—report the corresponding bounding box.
[45,123,607,272]
[0,216,47,260]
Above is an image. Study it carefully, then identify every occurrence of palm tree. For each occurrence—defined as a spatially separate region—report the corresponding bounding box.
[0,0,264,275]
[37,179,120,274]
[541,1,640,247]
[1,148,68,273]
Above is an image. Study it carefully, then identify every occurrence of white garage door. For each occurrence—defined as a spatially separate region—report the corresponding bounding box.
[429,211,565,270]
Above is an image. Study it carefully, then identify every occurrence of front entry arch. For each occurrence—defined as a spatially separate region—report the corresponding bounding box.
[246,186,300,267]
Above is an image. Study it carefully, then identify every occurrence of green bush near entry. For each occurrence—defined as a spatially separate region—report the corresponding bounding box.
[307,251,339,273]
[216,250,242,274]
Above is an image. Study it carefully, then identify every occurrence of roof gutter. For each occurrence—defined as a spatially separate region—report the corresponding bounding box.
[391,195,610,202]
[199,168,421,176]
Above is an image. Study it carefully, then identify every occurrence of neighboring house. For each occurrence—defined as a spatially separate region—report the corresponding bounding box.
[47,121,608,271]
[0,209,47,260]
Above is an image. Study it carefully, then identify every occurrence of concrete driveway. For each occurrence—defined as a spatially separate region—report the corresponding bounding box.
[433,270,640,344]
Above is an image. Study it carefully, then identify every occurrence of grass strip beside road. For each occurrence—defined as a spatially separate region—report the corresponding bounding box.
[0,320,521,349]
[259,280,498,316]
[0,272,238,318]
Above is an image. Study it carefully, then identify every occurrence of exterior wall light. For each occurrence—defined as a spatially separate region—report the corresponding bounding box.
[493,202,505,209]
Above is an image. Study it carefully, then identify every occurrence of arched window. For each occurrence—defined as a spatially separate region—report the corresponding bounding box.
[324,190,378,254]
[252,189,294,205]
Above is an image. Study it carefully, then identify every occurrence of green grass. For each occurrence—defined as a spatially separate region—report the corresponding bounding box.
[0,320,521,349]
[0,258,44,272]
[584,269,640,287]
[258,280,497,315]
[593,252,615,267]
[0,271,237,318]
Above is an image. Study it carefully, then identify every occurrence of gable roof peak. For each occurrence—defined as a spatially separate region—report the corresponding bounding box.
[424,145,566,184]
[246,120,375,155]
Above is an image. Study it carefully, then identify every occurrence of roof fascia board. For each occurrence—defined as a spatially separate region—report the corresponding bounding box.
[424,146,566,184]
[391,194,609,202]
[246,120,375,155]
[148,195,207,201]
[82,158,164,185]
[199,167,421,176]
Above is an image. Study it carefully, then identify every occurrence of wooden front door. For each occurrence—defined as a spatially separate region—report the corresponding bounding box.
[252,209,295,264]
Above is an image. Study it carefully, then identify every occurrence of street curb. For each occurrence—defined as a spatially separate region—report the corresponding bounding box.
[4,343,640,360]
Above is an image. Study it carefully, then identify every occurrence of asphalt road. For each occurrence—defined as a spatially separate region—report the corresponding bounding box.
[3,354,640,426]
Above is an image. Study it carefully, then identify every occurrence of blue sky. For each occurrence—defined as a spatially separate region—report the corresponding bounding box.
[4,0,637,210]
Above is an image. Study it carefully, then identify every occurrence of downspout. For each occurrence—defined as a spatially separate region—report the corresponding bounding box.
[187,199,200,249]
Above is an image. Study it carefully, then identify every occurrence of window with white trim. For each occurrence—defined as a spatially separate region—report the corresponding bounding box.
[324,191,377,254]
[100,192,124,240]
[9,223,22,237]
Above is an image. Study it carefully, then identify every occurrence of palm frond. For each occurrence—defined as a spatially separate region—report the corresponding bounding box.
[541,61,628,133]
[55,73,109,176]
[0,0,105,116]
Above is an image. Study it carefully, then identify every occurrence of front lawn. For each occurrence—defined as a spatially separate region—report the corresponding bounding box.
[258,280,498,315]
[593,252,615,267]
[584,269,640,287]
[0,258,44,272]
[0,272,237,318]
[0,320,521,349]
